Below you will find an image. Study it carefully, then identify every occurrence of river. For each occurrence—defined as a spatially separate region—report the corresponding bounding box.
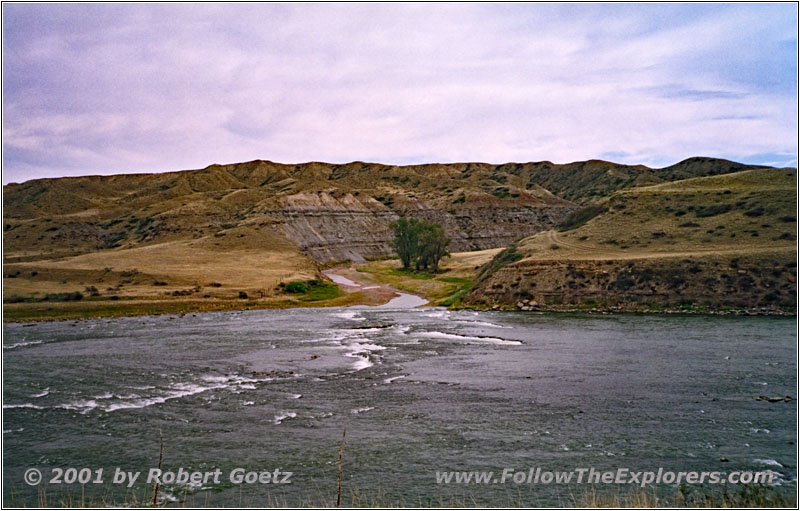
[2,304,796,506]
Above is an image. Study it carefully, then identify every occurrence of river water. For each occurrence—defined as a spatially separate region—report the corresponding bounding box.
[2,304,796,506]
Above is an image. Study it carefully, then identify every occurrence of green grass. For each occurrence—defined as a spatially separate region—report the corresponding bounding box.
[282,279,344,301]
[389,268,435,280]
[437,277,473,307]
[557,204,606,231]
[475,244,524,284]
[301,281,343,301]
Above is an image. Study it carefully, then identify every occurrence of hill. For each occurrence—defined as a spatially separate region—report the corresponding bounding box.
[3,157,781,319]
[463,167,797,313]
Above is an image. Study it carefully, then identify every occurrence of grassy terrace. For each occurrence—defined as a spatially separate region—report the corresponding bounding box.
[3,281,360,322]
[353,249,499,306]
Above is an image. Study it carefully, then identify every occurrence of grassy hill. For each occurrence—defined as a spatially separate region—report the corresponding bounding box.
[464,167,797,312]
[3,157,785,319]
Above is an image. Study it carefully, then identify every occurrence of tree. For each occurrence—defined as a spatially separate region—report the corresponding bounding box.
[389,217,450,271]
[417,222,450,272]
[389,217,422,269]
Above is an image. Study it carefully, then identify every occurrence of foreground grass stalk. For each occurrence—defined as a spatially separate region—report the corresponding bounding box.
[152,427,164,507]
[336,427,347,507]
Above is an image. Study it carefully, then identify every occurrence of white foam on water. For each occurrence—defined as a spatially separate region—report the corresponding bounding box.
[289,394,303,399]
[332,311,366,321]
[455,320,512,329]
[384,375,406,384]
[755,458,784,467]
[347,354,373,371]
[30,388,49,398]
[418,331,522,345]
[342,339,387,371]
[60,399,100,413]
[242,401,255,406]
[424,311,450,319]
[4,340,43,350]
[104,382,218,412]
[350,342,386,351]
[351,406,375,414]
[3,428,24,434]
[3,403,45,410]
[113,393,141,400]
[273,411,297,424]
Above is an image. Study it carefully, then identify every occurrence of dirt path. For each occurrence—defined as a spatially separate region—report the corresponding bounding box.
[546,230,596,253]
[323,267,428,308]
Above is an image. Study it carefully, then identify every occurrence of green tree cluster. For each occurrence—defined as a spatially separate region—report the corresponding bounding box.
[389,217,451,271]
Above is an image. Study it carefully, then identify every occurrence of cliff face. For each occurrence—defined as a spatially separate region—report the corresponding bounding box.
[252,192,572,262]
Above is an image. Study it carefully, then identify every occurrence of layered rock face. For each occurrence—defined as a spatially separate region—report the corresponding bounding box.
[261,192,573,262]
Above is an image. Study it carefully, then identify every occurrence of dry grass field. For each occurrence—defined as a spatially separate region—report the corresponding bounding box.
[465,168,797,311]
[516,168,797,261]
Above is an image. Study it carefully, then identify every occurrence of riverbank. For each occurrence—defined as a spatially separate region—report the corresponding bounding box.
[1,264,429,322]
[2,249,494,322]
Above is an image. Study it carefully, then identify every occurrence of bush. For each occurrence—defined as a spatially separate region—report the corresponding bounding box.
[475,244,524,283]
[557,204,606,231]
[43,292,84,302]
[612,275,635,290]
[744,207,765,217]
[284,281,309,293]
[695,204,732,218]
[282,280,342,301]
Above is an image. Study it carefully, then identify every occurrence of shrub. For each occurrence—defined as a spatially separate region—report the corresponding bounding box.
[695,204,732,218]
[557,204,606,231]
[284,281,309,293]
[612,275,635,290]
[475,244,524,283]
[238,291,249,299]
[744,207,765,217]
[43,292,84,302]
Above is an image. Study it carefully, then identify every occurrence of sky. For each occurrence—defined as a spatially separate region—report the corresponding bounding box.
[2,3,797,184]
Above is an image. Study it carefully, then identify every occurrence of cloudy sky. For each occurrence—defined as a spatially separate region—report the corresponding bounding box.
[2,3,797,184]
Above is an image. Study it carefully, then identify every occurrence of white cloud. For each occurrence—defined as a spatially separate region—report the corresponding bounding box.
[2,3,796,183]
